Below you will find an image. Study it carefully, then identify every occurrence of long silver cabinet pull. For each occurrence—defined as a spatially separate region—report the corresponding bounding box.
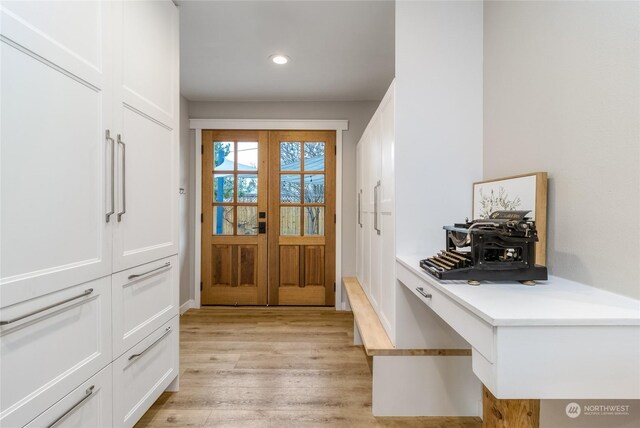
[0,288,94,326]
[128,326,172,361]
[47,385,95,428]
[357,190,362,227]
[117,134,126,222]
[374,181,381,235]
[128,262,171,280]
[416,287,432,299]
[105,130,115,222]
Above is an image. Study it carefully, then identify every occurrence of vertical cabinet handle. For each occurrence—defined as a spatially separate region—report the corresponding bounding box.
[117,134,126,222]
[357,190,362,227]
[374,181,381,235]
[105,130,115,222]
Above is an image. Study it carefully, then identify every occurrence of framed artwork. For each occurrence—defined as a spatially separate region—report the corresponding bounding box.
[473,172,548,265]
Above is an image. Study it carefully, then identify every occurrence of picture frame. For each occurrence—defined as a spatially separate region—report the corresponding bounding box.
[473,172,548,265]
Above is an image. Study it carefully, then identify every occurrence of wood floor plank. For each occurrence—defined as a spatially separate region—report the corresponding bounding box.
[134,307,481,428]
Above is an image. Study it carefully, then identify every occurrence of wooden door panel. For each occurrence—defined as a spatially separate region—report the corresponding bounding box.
[279,246,300,287]
[201,130,267,305]
[268,131,336,306]
[211,245,233,287]
[279,286,325,306]
[238,245,257,286]
[304,246,325,287]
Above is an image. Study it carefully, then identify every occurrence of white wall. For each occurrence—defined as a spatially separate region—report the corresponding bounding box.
[484,0,640,300]
[395,0,484,258]
[188,100,380,299]
[179,95,195,306]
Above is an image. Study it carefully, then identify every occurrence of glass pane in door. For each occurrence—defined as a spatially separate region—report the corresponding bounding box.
[304,142,325,171]
[280,142,301,171]
[304,174,324,203]
[213,141,234,169]
[237,142,258,170]
[212,206,234,235]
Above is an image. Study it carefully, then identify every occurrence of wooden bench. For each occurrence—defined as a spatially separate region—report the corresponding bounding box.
[343,277,471,357]
[342,277,478,417]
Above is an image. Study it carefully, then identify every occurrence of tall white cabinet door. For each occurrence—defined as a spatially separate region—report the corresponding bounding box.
[0,1,114,305]
[356,143,365,284]
[112,0,179,272]
[379,82,395,212]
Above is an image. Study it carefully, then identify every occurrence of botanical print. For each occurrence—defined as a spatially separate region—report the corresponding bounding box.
[473,175,537,221]
[477,187,522,219]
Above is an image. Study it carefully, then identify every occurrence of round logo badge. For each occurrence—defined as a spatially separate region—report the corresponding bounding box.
[565,402,581,418]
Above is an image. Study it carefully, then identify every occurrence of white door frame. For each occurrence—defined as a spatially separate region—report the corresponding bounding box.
[190,119,349,310]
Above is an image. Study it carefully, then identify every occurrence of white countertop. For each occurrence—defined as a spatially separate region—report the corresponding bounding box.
[397,254,640,327]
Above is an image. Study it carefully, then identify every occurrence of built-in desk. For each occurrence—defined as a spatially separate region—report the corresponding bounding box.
[396,255,640,400]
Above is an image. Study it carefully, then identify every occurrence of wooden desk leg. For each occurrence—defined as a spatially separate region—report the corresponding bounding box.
[482,385,540,428]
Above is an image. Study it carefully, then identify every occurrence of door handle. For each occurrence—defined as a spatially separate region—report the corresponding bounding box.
[374,181,381,235]
[117,134,126,222]
[358,190,362,227]
[105,130,115,222]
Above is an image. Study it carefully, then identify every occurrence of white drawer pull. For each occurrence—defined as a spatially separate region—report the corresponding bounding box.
[0,289,94,326]
[127,262,171,280]
[128,326,172,361]
[416,287,432,299]
[47,385,95,428]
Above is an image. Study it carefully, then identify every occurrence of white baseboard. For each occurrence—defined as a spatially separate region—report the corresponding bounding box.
[180,299,196,315]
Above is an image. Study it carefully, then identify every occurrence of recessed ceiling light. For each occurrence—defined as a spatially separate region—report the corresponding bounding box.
[270,54,290,65]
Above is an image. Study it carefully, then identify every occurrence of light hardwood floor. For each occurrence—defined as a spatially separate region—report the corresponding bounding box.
[136,307,482,428]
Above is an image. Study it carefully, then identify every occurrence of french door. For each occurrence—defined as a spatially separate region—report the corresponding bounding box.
[201,130,335,306]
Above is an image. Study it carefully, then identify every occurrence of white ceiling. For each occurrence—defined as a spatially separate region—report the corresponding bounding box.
[178,0,395,102]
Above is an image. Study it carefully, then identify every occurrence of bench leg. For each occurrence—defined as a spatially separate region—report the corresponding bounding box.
[372,355,482,417]
[353,321,363,346]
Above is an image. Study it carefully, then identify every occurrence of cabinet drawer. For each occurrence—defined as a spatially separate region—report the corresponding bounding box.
[396,262,495,362]
[113,316,179,428]
[112,255,178,358]
[25,365,112,428]
[0,277,112,428]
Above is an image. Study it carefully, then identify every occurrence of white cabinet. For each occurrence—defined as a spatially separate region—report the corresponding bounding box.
[112,255,179,359]
[0,276,112,427]
[0,0,114,307]
[1,1,180,426]
[112,0,179,272]
[355,81,396,343]
[25,365,113,428]
[113,317,179,428]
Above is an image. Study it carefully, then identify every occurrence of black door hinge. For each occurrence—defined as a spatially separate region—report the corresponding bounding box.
[334,282,336,292]
[334,214,336,223]
[201,145,204,155]
[201,213,203,223]
[200,281,203,291]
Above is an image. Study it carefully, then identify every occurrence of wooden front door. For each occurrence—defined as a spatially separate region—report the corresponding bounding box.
[201,131,268,305]
[201,130,335,306]
[268,131,336,306]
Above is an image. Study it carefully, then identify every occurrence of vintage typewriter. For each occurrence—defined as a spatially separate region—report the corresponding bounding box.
[420,210,548,285]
